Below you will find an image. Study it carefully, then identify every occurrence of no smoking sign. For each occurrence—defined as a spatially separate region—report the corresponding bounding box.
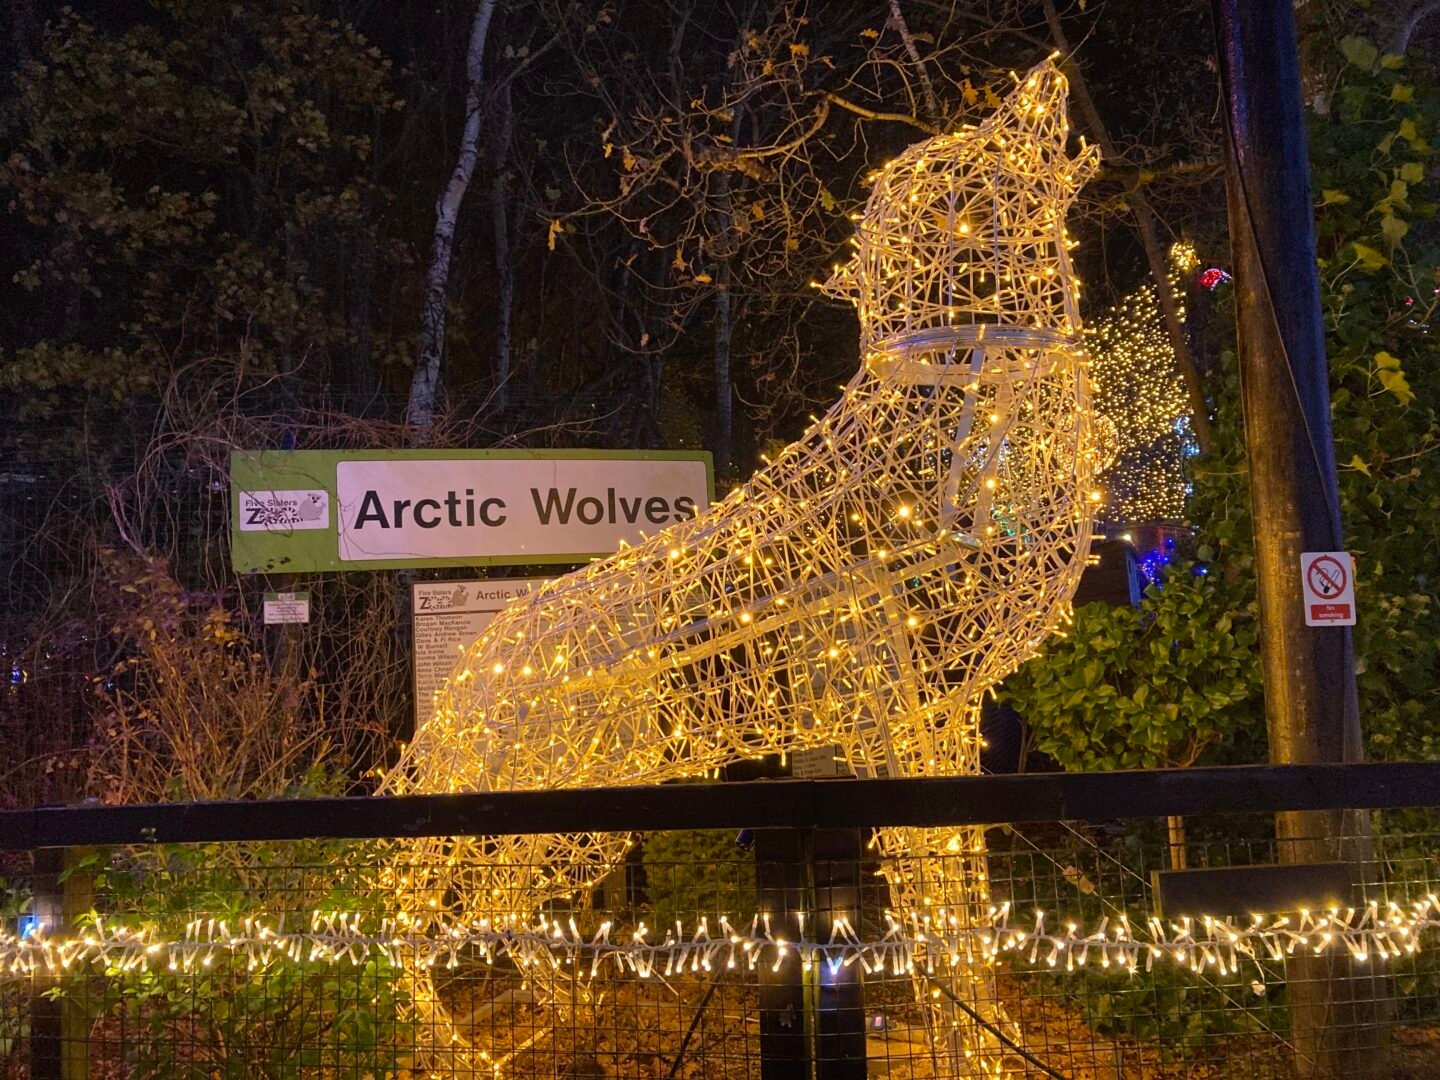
[1300,551,1356,626]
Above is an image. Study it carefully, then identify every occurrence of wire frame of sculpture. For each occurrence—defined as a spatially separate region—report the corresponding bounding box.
[386,58,1101,1075]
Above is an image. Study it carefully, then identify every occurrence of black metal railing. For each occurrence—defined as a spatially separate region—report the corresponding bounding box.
[3,763,1440,1079]
[6,763,1440,849]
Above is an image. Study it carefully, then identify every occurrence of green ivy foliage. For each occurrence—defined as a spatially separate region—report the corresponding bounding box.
[1010,36,1440,772]
[1,2,403,411]
[641,829,755,933]
[81,838,417,1080]
[1302,37,1439,758]
[1003,562,1262,770]
[1189,36,1440,762]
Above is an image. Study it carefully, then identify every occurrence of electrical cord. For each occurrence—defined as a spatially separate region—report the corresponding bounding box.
[665,964,726,1078]
[924,975,1070,1079]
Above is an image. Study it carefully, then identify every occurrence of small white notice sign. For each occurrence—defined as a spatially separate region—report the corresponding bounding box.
[789,745,846,778]
[412,578,547,726]
[263,591,311,624]
[1300,551,1356,626]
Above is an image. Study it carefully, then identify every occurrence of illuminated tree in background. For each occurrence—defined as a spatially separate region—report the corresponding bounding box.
[387,59,1100,1075]
[1088,242,1201,526]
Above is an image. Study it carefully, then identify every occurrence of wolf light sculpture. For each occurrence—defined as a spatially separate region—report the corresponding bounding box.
[388,58,1100,1073]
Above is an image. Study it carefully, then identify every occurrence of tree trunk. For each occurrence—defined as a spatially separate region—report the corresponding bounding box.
[407,0,498,436]
[341,225,377,402]
[1131,206,1210,452]
[1166,814,1188,869]
[709,106,744,478]
[1041,0,1213,454]
[638,356,664,450]
[491,79,515,414]
[6,0,38,69]
[713,262,734,477]
[888,0,940,119]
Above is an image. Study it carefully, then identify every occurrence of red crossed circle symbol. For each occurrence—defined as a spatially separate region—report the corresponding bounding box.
[1306,555,1347,599]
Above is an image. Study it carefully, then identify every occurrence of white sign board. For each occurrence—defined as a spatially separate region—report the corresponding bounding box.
[337,458,707,565]
[263,591,311,624]
[412,578,547,726]
[1300,551,1356,626]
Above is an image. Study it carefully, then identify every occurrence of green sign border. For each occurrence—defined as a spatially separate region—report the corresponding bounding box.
[231,448,715,575]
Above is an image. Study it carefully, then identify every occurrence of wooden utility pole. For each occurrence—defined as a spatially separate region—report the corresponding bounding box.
[1212,0,1377,1074]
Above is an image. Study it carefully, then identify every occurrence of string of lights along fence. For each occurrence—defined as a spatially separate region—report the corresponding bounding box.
[384,56,1101,1074]
[7,898,1435,981]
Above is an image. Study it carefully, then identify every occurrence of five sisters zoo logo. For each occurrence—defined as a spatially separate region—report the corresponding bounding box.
[238,489,331,532]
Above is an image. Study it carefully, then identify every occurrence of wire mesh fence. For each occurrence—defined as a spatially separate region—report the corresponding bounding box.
[3,769,1440,1078]
[0,378,652,818]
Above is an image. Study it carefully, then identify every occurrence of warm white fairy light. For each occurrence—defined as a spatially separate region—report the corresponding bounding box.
[7,898,1433,982]
[385,57,1100,1075]
[1087,242,1199,524]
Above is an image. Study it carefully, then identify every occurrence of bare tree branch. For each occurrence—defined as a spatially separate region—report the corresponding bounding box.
[1393,0,1440,54]
[1042,0,1214,454]
[824,92,942,135]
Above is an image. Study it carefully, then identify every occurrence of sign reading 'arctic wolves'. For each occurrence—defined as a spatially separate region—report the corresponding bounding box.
[231,450,712,573]
[336,458,703,563]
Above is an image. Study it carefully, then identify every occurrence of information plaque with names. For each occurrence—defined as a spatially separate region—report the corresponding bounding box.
[411,578,547,728]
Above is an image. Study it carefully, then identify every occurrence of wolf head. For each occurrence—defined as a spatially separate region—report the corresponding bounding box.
[825,59,1100,354]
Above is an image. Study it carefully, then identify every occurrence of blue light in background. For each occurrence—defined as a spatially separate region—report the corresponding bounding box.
[1137,535,1177,584]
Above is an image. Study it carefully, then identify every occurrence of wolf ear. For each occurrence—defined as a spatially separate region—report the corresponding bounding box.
[1001,58,1102,189]
[998,59,1069,122]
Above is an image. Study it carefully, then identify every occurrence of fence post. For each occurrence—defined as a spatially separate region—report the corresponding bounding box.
[810,827,867,1079]
[755,828,811,1078]
[28,847,60,1080]
[29,847,93,1080]
[754,825,868,1080]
